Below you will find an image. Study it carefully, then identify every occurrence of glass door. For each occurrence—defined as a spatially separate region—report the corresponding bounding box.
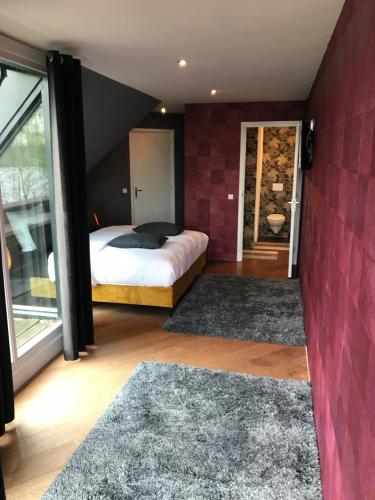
[0,60,62,386]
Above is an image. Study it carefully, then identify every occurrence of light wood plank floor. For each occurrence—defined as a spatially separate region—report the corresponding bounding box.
[1,252,308,499]
[207,249,289,278]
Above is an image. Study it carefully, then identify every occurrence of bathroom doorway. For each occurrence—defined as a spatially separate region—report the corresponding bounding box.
[237,121,303,278]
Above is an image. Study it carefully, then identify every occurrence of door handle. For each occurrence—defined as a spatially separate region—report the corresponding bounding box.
[135,187,143,198]
[288,200,300,204]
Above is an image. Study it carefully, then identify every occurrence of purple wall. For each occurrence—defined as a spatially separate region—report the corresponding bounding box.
[184,102,305,260]
[301,0,375,498]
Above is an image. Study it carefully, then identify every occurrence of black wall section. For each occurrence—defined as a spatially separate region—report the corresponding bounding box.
[87,112,185,227]
[87,139,131,227]
[81,68,159,170]
[82,67,159,227]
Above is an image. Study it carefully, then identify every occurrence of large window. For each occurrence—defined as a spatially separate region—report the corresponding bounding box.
[0,63,61,361]
[0,104,49,205]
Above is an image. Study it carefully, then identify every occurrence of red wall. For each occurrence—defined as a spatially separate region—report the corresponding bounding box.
[301,0,375,498]
[184,102,305,260]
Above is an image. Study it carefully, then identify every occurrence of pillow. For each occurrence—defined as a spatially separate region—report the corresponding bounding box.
[133,222,183,236]
[107,233,167,249]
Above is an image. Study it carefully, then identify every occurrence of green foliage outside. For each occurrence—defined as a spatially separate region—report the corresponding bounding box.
[0,104,49,204]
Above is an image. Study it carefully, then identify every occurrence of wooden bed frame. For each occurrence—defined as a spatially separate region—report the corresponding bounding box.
[30,252,206,308]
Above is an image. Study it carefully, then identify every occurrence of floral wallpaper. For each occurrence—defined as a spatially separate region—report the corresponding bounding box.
[259,127,296,238]
[243,128,258,249]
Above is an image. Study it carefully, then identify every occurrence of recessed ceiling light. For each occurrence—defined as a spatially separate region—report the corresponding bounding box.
[210,89,217,96]
[178,59,187,67]
[160,107,167,114]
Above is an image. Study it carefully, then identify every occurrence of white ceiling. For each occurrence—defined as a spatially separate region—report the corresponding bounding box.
[0,0,344,112]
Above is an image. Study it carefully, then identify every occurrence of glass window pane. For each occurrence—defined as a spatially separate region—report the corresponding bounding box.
[0,65,61,352]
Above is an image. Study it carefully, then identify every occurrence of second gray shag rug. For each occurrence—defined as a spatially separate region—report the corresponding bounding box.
[164,274,306,345]
[44,362,321,499]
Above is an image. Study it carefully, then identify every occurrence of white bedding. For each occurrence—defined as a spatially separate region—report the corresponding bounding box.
[48,225,208,288]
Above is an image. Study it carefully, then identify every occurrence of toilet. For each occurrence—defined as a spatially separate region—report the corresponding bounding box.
[267,213,285,234]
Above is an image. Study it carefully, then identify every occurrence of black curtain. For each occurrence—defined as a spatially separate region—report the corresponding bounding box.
[0,463,5,500]
[0,460,5,499]
[46,51,94,360]
[0,241,14,439]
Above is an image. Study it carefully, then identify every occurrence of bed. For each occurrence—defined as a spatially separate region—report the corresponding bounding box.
[30,225,209,308]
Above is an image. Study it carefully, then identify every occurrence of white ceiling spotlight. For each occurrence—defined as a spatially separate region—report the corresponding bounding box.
[160,107,167,114]
[178,59,187,67]
[210,89,217,96]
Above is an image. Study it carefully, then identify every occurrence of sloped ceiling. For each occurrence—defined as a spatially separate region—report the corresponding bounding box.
[82,68,159,170]
[0,0,345,112]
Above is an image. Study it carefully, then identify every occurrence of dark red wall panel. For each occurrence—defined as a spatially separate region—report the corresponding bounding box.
[301,0,375,498]
[184,102,305,260]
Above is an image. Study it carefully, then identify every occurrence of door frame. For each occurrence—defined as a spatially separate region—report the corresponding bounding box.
[0,33,45,74]
[287,122,303,278]
[129,128,175,225]
[0,51,63,391]
[237,121,302,276]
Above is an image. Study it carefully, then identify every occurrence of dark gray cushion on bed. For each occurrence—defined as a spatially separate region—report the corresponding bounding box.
[133,222,183,236]
[107,233,167,249]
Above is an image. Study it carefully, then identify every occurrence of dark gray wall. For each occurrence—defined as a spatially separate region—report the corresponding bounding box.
[87,139,131,227]
[82,68,160,227]
[82,67,159,170]
[87,112,184,227]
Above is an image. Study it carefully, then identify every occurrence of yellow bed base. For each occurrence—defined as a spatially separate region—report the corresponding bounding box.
[30,252,206,308]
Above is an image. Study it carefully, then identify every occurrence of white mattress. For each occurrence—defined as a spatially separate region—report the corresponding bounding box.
[48,225,208,287]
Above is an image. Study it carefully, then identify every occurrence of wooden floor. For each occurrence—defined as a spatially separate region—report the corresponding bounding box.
[207,250,289,278]
[0,252,308,499]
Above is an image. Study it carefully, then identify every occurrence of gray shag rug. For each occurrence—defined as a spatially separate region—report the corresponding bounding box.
[44,362,321,500]
[164,274,306,345]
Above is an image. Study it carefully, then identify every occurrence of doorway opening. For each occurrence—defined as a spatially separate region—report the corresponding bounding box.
[237,121,303,278]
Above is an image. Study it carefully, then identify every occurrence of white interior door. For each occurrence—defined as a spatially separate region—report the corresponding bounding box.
[129,129,175,225]
[288,123,303,278]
